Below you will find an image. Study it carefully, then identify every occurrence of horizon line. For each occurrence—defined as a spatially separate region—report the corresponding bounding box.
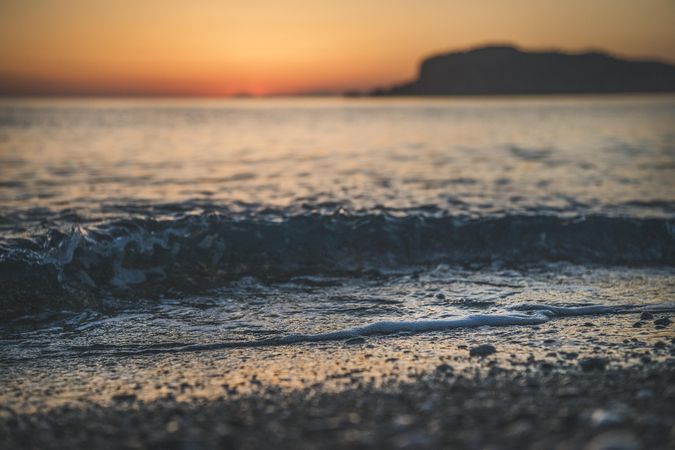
[3,92,675,101]
[2,43,674,98]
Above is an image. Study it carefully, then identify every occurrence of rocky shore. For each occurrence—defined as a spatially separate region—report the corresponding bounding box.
[1,314,673,449]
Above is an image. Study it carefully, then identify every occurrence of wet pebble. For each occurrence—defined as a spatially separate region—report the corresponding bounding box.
[539,362,554,371]
[579,357,607,372]
[435,363,453,374]
[584,431,640,450]
[345,337,366,345]
[590,408,623,427]
[469,344,497,357]
[654,317,671,326]
[111,393,136,403]
[636,389,653,400]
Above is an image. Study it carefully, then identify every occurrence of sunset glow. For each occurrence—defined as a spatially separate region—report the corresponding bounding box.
[1,0,674,96]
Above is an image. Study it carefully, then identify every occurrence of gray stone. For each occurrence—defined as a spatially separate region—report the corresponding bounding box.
[579,357,607,371]
[469,344,497,357]
[345,336,366,345]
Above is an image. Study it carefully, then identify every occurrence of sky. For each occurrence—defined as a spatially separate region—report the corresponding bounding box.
[1,0,674,96]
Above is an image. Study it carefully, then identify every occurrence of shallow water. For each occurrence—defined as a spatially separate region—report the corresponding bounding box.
[2,96,675,219]
[1,95,674,359]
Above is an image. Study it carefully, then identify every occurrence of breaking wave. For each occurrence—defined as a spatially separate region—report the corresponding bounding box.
[1,212,673,316]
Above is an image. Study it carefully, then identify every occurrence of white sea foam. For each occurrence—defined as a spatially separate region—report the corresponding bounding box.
[278,312,549,344]
[6,302,672,361]
[272,303,675,345]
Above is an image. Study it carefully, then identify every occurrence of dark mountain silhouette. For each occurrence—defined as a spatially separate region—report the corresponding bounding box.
[370,45,675,96]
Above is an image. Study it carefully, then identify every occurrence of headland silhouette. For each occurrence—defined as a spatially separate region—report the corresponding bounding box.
[368,45,675,96]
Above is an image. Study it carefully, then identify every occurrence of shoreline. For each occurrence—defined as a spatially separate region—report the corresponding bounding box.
[2,313,673,449]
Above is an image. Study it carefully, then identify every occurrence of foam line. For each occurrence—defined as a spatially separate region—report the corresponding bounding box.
[276,313,549,344]
[509,303,675,316]
[9,303,668,361]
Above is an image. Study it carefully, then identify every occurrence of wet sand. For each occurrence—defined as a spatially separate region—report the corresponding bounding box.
[1,313,674,449]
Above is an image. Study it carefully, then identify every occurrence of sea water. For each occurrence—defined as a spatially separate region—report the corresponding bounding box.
[1,95,674,361]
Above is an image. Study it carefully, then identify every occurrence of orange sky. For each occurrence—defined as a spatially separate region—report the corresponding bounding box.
[1,0,674,96]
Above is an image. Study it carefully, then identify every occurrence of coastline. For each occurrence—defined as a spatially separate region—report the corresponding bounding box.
[2,313,673,449]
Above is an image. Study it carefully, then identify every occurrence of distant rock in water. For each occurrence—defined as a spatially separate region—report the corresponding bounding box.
[371,45,675,95]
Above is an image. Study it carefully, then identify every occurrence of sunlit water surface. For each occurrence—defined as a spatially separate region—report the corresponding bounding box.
[1,96,674,359]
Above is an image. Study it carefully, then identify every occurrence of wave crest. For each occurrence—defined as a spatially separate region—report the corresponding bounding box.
[1,213,673,316]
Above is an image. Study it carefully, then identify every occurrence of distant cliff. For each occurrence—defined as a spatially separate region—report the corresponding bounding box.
[371,45,675,96]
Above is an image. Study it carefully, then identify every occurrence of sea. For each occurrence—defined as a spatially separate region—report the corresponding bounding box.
[1,95,674,361]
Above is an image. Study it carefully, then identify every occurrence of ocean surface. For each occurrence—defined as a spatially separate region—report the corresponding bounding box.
[1,95,674,361]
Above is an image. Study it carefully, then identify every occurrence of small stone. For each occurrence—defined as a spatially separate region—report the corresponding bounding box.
[435,363,453,373]
[591,408,623,427]
[584,431,639,450]
[654,317,671,326]
[111,393,137,403]
[469,344,497,357]
[558,387,580,398]
[639,311,653,320]
[506,419,533,438]
[540,362,554,370]
[166,419,180,433]
[636,389,653,400]
[631,321,642,328]
[654,341,666,350]
[435,292,446,299]
[392,414,415,427]
[391,430,433,449]
[345,336,366,345]
[579,357,607,371]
